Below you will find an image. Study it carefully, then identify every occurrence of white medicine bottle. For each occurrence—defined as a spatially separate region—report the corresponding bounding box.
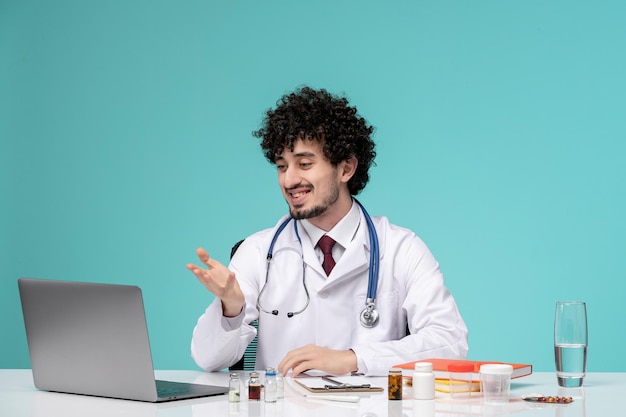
[413,362,435,400]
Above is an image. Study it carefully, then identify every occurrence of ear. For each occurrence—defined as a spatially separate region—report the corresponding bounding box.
[338,157,358,184]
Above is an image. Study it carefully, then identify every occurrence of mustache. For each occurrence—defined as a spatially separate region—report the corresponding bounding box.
[285,183,313,192]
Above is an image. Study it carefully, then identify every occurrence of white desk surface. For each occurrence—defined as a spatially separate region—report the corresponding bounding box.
[0,369,619,416]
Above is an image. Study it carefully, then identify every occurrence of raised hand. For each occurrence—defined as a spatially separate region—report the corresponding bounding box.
[186,247,245,317]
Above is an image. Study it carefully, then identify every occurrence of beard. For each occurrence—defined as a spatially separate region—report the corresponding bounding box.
[288,181,340,220]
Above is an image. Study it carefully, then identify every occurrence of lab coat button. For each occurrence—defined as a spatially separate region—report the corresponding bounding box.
[318,291,328,299]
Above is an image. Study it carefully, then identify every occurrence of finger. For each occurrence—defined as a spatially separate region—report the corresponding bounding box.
[278,355,294,376]
[278,347,300,372]
[291,362,313,378]
[286,355,315,378]
[196,248,210,266]
[186,262,209,275]
[278,348,308,376]
[186,265,206,281]
[226,271,238,288]
[196,247,227,271]
[186,263,201,272]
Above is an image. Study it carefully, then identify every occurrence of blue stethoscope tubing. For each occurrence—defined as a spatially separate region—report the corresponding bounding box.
[357,200,380,328]
[258,199,380,328]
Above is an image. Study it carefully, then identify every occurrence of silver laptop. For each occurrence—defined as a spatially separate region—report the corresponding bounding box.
[18,278,228,402]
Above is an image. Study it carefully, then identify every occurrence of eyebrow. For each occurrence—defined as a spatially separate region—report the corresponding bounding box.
[294,151,317,158]
[275,151,318,162]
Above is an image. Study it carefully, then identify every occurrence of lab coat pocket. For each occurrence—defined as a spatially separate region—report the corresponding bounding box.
[354,290,402,343]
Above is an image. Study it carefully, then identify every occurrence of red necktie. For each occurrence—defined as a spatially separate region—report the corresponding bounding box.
[317,235,336,276]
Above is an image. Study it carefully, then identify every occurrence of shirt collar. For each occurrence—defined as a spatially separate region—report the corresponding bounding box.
[299,200,361,248]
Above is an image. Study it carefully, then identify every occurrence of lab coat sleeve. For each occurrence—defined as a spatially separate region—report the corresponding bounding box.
[351,227,469,376]
[190,300,248,371]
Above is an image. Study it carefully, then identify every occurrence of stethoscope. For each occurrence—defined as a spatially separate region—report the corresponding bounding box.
[256,200,380,328]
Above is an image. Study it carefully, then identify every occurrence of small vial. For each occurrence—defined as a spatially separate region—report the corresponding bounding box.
[388,368,403,400]
[248,371,261,401]
[412,362,435,400]
[228,373,241,402]
[264,368,277,403]
[276,371,284,399]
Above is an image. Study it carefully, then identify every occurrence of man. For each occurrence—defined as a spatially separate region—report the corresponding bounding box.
[187,86,468,376]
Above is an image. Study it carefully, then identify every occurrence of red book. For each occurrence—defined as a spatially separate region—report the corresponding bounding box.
[394,358,533,380]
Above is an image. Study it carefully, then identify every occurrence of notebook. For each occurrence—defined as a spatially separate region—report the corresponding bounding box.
[18,278,228,402]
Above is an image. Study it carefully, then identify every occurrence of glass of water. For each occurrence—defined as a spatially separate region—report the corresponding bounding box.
[554,301,588,387]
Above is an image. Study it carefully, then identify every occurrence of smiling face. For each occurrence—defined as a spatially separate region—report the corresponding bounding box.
[275,138,357,231]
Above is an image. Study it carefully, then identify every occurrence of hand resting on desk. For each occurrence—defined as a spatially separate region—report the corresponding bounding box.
[278,344,358,377]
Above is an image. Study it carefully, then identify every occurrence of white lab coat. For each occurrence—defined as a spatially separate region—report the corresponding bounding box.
[191,209,468,376]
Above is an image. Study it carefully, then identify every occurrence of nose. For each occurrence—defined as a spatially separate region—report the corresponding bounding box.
[281,165,301,189]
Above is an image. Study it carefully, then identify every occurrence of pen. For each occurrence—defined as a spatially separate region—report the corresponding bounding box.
[322,376,371,389]
[305,394,360,403]
[322,376,344,385]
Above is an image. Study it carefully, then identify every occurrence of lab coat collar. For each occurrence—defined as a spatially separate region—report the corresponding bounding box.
[299,204,385,283]
[326,203,388,285]
[270,202,387,283]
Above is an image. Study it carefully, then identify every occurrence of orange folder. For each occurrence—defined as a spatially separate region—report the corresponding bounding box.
[395,358,533,381]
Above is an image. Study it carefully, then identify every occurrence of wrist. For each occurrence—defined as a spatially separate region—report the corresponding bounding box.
[222,300,244,318]
[346,349,358,373]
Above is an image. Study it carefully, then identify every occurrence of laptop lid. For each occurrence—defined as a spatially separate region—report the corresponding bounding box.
[18,278,227,402]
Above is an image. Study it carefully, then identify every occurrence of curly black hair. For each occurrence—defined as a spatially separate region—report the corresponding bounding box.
[252,86,376,196]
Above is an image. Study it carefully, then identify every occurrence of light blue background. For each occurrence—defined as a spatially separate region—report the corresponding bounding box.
[2,1,624,372]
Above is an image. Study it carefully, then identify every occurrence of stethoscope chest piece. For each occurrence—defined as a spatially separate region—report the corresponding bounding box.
[359,298,379,328]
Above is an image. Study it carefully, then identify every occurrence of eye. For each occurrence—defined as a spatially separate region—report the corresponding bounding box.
[300,162,312,169]
[276,164,287,172]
